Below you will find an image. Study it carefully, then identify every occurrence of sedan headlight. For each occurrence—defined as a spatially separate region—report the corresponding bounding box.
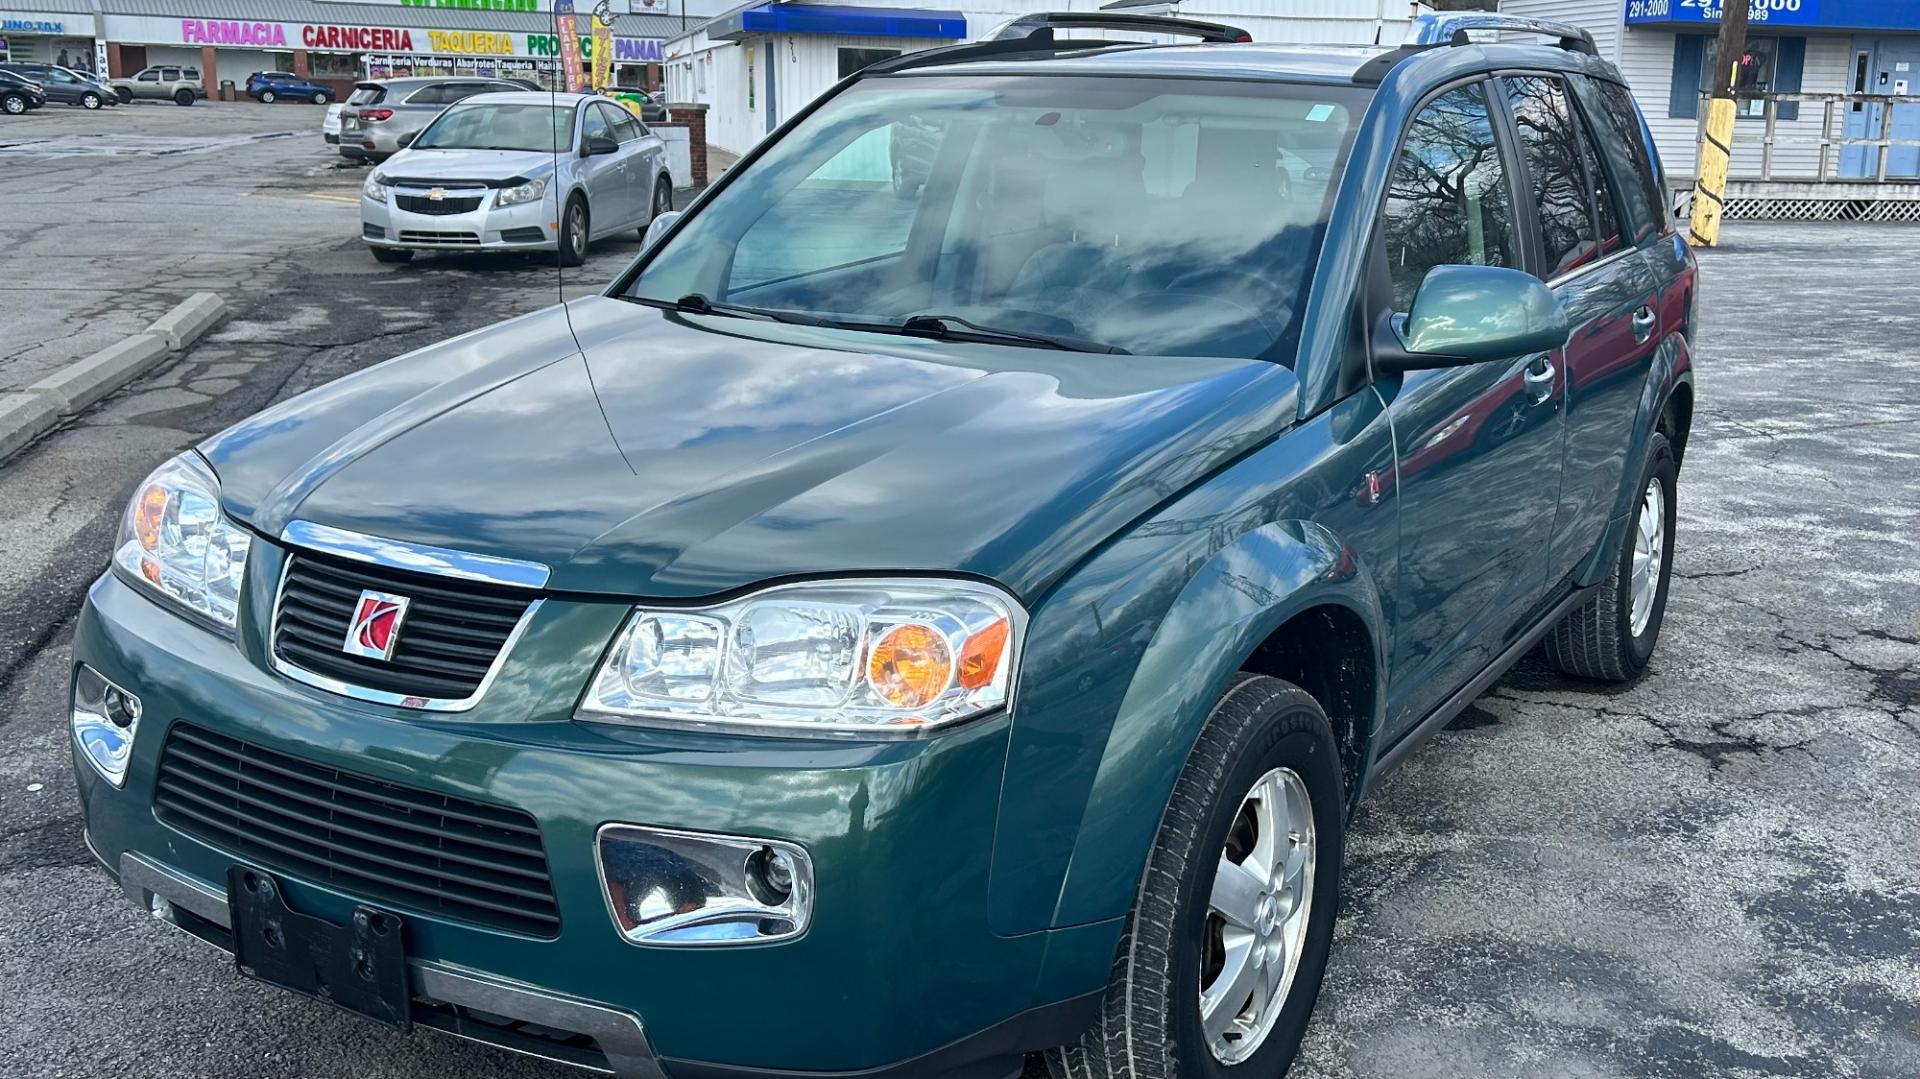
[362,172,387,203]
[494,176,549,208]
[112,452,251,633]
[578,579,1022,735]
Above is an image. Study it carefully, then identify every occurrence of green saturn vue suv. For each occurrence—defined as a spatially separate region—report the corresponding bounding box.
[71,12,1697,1079]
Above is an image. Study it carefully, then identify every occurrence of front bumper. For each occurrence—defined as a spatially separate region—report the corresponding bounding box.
[361,188,558,252]
[72,567,1112,1077]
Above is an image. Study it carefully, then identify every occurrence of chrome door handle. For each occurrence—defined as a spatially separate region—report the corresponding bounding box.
[1523,357,1556,406]
[1632,305,1657,343]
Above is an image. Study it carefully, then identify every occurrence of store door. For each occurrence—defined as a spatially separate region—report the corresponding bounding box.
[1844,37,1920,178]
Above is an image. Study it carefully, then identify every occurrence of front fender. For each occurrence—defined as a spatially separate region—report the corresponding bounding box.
[1048,521,1387,928]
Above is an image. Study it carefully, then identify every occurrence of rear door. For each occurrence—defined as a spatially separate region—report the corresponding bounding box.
[607,104,663,223]
[1498,73,1662,587]
[1373,79,1568,739]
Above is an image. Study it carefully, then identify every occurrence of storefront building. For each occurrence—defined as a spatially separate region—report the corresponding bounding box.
[0,0,684,97]
[1505,0,1920,182]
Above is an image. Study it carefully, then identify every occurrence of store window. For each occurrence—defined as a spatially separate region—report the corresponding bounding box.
[837,48,899,79]
[1672,34,1804,120]
[311,52,358,78]
[1703,37,1777,117]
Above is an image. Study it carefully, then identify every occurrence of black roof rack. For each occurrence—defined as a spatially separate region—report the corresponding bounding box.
[862,12,1250,78]
[988,12,1252,45]
[1406,13,1598,56]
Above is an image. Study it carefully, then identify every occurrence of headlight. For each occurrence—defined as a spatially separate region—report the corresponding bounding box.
[578,579,1022,736]
[362,172,386,203]
[494,176,549,208]
[112,452,251,633]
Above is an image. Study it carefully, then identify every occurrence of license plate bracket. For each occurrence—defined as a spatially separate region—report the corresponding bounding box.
[227,867,412,1031]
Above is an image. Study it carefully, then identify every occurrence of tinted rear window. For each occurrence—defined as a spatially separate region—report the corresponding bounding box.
[349,85,386,105]
[1583,77,1667,243]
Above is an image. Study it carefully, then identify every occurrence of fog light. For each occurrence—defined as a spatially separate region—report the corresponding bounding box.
[72,665,142,787]
[597,824,813,946]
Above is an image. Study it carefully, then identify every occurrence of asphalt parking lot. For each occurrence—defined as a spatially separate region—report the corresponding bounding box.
[1,105,1916,1079]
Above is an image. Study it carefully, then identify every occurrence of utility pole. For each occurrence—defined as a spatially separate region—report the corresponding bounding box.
[1687,0,1751,247]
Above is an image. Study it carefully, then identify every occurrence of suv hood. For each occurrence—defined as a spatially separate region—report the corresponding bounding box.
[378,148,554,181]
[204,298,1299,601]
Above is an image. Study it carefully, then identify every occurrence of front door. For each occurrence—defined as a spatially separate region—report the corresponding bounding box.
[1843,38,1920,178]
[1373,80,1567,739]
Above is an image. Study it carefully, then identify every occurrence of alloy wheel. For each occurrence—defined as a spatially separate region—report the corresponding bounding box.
[261,90,275,103]
[568,205,587,255]
[1200,766,1315,1064]
[1629,476,1666,637]
[3,96,23,115]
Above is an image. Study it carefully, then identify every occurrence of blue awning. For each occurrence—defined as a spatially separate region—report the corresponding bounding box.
[710,4,965,41]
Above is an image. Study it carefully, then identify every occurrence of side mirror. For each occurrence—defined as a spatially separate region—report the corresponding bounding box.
[397,132,417,149]
[583,135,620,157]
[1376,265,1570,373]
[642,210,681,251]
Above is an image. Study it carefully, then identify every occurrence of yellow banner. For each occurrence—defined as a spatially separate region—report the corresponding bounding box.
[591,8,613,91]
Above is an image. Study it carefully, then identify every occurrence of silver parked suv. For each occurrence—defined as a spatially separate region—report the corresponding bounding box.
[338,76,528,162]
[108,65,205,106]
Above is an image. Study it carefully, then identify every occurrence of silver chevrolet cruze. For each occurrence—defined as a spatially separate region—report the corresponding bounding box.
[359,92,673,266]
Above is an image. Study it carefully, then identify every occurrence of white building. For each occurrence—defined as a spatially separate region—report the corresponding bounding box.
[665,0,1434,157]
[1504,0,1920,186]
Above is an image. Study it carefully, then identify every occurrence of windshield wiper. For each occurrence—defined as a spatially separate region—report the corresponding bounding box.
[629,293,832,326]
[898,313,1129,355]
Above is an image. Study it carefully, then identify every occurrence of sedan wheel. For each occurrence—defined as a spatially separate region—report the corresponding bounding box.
[558,198,589,268]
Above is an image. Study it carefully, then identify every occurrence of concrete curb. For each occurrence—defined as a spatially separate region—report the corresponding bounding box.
[0,292,225,466]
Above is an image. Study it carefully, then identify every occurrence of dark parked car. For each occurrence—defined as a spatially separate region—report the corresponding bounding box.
[0,62,115,108]
[74,13,1694,1079]
[0,69,48,114]
[246,70,334,105]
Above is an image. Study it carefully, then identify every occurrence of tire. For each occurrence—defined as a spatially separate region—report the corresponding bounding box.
[2,93,24,116]
[174,89,195,106]
[370,246,413,264]
[259,89,276,104]
[1046,674,1345,1079]
[312,92,329,106]
[1543,431,1678,682]
[558,196,589,268]
[115,87,133,104]
[81,91,103,110]
[640,175,672,236]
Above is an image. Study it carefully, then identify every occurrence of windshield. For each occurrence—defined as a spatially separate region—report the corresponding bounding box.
[413,102,573,153]
[626,75,1364,359]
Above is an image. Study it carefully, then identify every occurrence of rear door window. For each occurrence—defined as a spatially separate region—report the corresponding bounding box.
[1583,77,1667,244]
[1502,75,1598,279]
[1381,81,1521,311]
[405,85,448,105]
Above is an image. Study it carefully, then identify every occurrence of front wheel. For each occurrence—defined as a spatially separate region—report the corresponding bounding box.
[558,196,589,268]
[173,89,195,106]
[1,93,25,115]
[1046,675,1345,1079]
[115,87,132,104]
[81,91,103,110]
[1542,431,1678,681]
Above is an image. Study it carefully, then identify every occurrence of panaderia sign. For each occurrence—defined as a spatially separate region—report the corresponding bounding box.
[107,14,660,59]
